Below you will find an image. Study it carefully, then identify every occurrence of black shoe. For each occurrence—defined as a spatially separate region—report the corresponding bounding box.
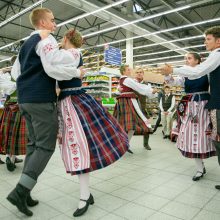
[6,157,16,172]
[0,159,5,164]
[163,136,167,139]
[26,194,39,207]
[192,171,203,181]
[73,194,94,217]
[15,157,23,164]
[7,184,33,216]
[215,185,220,190]
[127,149,134,154]
[144,145,151,150]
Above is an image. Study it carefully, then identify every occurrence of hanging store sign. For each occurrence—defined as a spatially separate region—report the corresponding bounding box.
[104,45,122,66]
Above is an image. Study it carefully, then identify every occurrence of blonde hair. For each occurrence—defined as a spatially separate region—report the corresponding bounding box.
[135,67,144,73]
[29,8,52,27]
[65,29,83,48]
[120,64,129,75]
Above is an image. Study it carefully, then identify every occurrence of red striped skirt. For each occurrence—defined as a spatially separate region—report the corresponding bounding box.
[0,102,27,155]
[113,97,150,135]
[177,100,216,158]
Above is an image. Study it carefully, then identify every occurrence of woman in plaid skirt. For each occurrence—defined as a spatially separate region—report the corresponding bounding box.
[113,64,157,153]
[164,52,216,181]
[41,29,129,217]
[0,64,26,171]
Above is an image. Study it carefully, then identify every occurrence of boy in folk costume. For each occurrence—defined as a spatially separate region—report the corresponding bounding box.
[161,26,220,189]
[159,85,175,139]
[113,64,157,153]
[7,8,84,217]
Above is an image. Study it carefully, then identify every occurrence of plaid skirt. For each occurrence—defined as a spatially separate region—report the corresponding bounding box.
[113,97,150,135]
[0,102,27,155]
[60,92,129,175]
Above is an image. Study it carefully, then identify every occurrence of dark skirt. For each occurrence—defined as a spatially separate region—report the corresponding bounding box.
[113,97,150,135]
[0,102,27,155]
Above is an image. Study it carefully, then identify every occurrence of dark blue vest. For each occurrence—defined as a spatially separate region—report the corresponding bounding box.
[184,75,210,101]
[17,34,56,103]
[58,55,84,100]
[206,63,220,109]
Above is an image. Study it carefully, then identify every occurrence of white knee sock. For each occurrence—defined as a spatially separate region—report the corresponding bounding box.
[78,173,90,209]
[10,155,16,163]
[128,130,135,142]
[194,158,203,173]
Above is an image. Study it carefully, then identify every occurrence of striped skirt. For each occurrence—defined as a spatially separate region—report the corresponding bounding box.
[177,100,216,158]
[0,102,27,155]
[58,93,129,175]
[113,97,151,135]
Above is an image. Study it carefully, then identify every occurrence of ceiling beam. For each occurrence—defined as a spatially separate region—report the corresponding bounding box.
[59,0,189,55]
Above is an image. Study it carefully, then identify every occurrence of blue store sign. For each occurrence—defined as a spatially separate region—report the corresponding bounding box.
[104,45,122,66]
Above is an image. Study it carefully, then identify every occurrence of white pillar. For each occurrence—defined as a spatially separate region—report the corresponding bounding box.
[125,1,134,68]
[126,30,133,68]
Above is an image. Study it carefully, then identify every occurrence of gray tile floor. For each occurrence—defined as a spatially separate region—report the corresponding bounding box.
[1,128,220,220]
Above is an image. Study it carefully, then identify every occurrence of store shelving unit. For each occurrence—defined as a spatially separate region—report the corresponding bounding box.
[82,74,120,98]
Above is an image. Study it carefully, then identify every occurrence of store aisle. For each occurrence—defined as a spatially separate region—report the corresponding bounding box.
[1,129,220,220]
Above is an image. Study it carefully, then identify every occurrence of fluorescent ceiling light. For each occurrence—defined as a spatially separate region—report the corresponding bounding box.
[57,0,130,27]
[0,0,129,53]
[93,17,220,48]
[83,42,205,59]
[84,5,190,38]
[133,44,205,57]
[135,54,184,63]
[131,35,204,50]
[0,36,28,51]
[0,0,47,28]
[136,51,209,64]
[0,57,11,63]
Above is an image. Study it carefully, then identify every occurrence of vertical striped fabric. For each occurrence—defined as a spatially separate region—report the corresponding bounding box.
[59,97,90,173]
[177,100,216,158]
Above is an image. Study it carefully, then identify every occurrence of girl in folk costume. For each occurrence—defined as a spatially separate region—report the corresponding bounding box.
[113,65,157,153]
[43,29,129,217]
[164,52,216,181]
[0,57,27,171]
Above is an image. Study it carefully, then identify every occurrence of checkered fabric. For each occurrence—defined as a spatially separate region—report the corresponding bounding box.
[64,92,129,175]
[0,102,27,155]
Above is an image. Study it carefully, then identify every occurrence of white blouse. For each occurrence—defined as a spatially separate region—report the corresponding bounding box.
[11,30,81,81]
